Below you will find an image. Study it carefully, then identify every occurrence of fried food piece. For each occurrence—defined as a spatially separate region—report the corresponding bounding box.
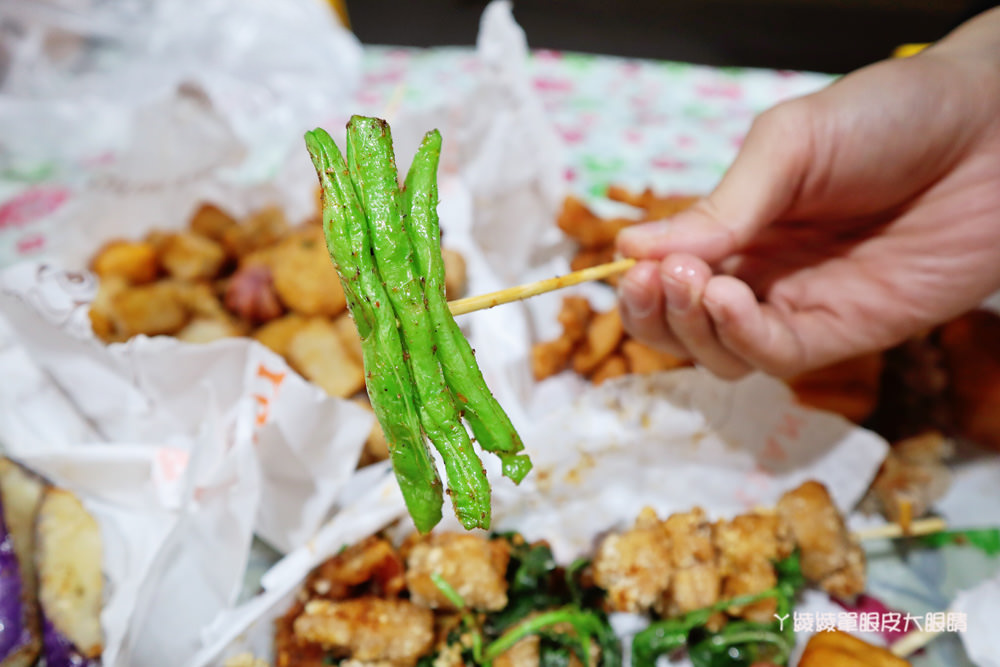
[332,312,363,365]
[531,337,575,381]
[569,246,616,273]
[660,508,720,620]
[622,339,686,375]
[404,533,511,612]
[591,353,627,384]
[557,196,632,249]
[777,481,865,599]
[493,615,595,667]
[714,513,792,622]
[593,507,672,613]
[176,317,243,344]
[91,240,159,284]
[171,280,231,322]
[276,599,327,667]
[271,231,347,317]
[253,313,310,358]
[158,231,226,281]
[89,275,129,342]
[788,352,884,424]
[286,318,365,398]
[940,309,1000,450]
[293,598,434,667]
[572,308,624,375]
[189,203,238,242]
[109,281,189,337]
[558,296,594,344]
[864,431,953,523]
[221,205,290,258]
[225,263,284,324]
[441,247,467,300]
[799,630,911,667]
[306,536,405,601]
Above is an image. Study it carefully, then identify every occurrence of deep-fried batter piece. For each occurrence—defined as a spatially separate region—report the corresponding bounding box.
[286,318,365,398]
[593,507,672,613]
[220,205,289,258]
[572,308,624,375]
[405,533,511,612]
[621,339,685,375]
[275,599,327,667]
[176,317,242,344]
[159,231,227,281]
[558,296,594,344]
[91,240,159,284]
[441,247,468,300]
[659,508,719,618]
[799,630,910,667]
[305,536,406,601]
[189,203,238,243]
[777,481,865,599]
[109,281,189,337]
[271,230,347,318]
[864,431,953,523]
[591,353,628,385]
[714,511,793,622]
[253,314,310,358]
[293,598,434,667]
[557,196,633,249]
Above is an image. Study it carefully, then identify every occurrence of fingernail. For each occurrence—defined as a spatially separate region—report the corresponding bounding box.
[664,264,695,313]
[619,275,655,318]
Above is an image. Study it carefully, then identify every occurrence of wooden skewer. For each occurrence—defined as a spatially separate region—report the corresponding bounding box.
[448,258,637,316]
[851,517,948,542]
[890,629,941,658]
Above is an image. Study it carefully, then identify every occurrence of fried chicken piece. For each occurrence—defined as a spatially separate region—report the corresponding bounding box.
[189,203,238,243]
[493,614,597,667]
[658,508,720,618]
[271,230,347,317]
[306,536,405,601]
[158,231,227,281]
[91,240,159,284]
[572,308,624,376]
[558,296,594,344]
[286,318,365,398]
[405,533,511,612]
[275,598,327,667]
[864,431,953,523]
[293,598,434,667]
[777,481,865,599]
[531,337,575,381]
[713,513,790,622]
[593,507,672,613]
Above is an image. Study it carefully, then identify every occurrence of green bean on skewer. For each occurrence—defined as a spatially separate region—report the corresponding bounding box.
[345,116,492,530]
[304,128,444,533]
[402,130,532,483]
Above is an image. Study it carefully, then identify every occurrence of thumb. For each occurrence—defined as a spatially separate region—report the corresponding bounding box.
[617,99,815,263]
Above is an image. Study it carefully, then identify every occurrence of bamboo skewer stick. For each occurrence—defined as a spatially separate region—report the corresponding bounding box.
[448,258,637,316]
[851,517,948,542]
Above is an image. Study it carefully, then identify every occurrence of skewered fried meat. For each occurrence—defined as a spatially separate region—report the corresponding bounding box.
[861,431,953,525]
[594,481,865,622]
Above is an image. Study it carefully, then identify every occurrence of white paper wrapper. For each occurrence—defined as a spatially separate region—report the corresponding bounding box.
[0,2,901,665]
[953,574,1000,667]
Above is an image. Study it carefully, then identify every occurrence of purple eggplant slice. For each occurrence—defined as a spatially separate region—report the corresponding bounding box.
[36,486,103,665]
[0,457,45,667]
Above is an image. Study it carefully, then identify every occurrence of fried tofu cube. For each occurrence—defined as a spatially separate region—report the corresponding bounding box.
[286,318,365,398]
[441,247,467,300]
[293,598,434,667]
[252,313,310,358]
[572,308,624,375]
[405,533,511,612]
[593,507,672,613]
[271,231,347,317]
[91,240,159,284]
[189,203,238,242]
[109,282,189,337]
[176,318,243,344]
[158,232,227,281]
[799,630,910,667]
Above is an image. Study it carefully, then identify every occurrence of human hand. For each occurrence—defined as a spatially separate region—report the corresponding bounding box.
[616,8,1000,379]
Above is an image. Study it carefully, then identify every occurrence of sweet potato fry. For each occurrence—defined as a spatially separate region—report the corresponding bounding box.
[572,308,625,375]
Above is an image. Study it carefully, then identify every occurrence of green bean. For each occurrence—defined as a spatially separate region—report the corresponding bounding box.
[346,116,492,530]
[304,128,443,534]
[402,130,532,483]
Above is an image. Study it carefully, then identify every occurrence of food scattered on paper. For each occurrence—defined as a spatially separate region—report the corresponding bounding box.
[271,480,873,667]
[0,457,103,667]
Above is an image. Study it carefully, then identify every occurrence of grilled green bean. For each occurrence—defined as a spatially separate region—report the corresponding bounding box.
[346,116,492,530]
[304,128,443,534]
[402,130,532,482]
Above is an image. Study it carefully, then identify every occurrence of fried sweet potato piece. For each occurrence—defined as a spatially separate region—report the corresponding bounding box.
[572,308,624,375]
[271,231,347,317]
[158,231,227,281]
[189,203,238,242]
[109,281,189,337]
[405,533,511,612]
[221,205,289,259]
[788,352,884,424]
[799,630,910,667]
[557,196,632,249]
[531,337,575,381]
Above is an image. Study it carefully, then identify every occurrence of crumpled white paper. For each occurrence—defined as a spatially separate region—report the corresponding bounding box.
[952,574,1000,667]
[0,3,906,666]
